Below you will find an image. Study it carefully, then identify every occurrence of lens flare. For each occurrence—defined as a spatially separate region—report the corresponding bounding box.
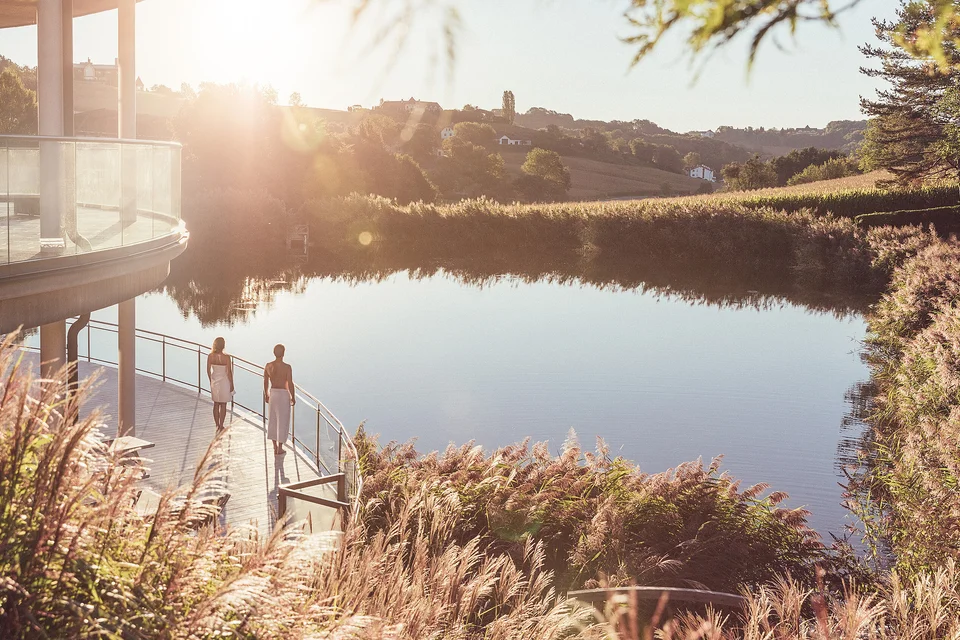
[358,231,373,246]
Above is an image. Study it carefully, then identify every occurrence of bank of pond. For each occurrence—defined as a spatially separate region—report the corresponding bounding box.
[45,185,952,635]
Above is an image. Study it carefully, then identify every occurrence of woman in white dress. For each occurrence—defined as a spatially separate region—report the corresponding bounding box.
[263,343,295,455]
[206,337,234,431]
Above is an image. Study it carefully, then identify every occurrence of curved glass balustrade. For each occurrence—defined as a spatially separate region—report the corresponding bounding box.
[0,135,182,265]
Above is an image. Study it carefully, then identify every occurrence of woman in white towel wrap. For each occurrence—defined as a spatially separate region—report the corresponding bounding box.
[263,343,295,455]
[206,337,234,431]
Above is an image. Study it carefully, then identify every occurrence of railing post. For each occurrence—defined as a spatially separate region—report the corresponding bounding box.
[337,428,343,473]
[85,324,91,362]
[197,345,201,393]
[161,336,166,382]
[316,409,321,468]
[291,400,296,445]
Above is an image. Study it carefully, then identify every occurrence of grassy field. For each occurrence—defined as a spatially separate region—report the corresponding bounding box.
[586,171,960,219]
[604,171,890,207]
[500,149,706,200]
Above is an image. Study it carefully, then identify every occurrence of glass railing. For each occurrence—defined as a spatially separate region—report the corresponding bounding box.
[0,135,182,265]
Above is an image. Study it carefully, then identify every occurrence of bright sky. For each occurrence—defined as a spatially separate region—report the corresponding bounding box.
[0,0,901,131]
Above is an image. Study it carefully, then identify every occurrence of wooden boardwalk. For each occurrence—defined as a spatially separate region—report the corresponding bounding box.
[20,353,338,533]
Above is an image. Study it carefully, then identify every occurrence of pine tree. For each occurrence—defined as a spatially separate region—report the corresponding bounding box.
[859,0,960,185]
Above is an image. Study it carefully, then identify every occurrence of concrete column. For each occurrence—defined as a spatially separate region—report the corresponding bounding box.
[39,321,66,380]
[38,1,67,394]
[118,0,137,225]
[62,0,73,136]
[117,299,136,436]
[60,0,88,251]
[117,0,138,437]
[37,0,66,251]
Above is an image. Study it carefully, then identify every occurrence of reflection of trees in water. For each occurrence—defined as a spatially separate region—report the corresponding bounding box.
[163,248,878,327]
[836,378,894,568]
[163,253,308,326]
[837,379,876,471]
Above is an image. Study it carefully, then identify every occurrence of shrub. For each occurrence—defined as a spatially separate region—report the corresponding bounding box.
[787,156,861,186]
[521,147,571,194]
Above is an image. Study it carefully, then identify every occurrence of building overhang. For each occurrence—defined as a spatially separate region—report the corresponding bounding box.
[0,228,188,333]
[0,0,147,29]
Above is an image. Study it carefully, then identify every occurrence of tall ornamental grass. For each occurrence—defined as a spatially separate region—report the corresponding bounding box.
[858,240,960,577]
[354,429,824,594]
[0,340,296,638]
[0,341,593,638]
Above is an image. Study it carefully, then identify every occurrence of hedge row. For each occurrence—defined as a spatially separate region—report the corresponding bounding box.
[732,185,958,218]
[855,204,960,229]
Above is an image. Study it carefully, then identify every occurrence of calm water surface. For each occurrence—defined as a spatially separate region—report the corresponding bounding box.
[95,272,869,537]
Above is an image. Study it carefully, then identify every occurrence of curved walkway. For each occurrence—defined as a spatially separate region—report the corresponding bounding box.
[21,353,340,532]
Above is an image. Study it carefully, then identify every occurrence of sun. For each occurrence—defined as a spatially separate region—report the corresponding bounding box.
[187,0,315,89]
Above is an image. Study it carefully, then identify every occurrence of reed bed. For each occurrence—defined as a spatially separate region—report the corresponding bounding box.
[302,194,902,297]
[354,430,825,594]
[852,239,960,577]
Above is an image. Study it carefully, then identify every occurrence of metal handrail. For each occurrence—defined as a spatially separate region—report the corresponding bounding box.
[0,134,182,148]
[568,586,746,609]
[27,317,362,516]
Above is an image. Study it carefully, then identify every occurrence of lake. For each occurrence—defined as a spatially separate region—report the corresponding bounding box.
[90,271,869,539]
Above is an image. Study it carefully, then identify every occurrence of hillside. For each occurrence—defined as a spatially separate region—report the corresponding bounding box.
[499,149,707,200]
[75,82,183,118]
[712,121,866,156]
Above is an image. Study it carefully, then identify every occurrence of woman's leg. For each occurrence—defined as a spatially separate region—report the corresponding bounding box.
[212,402,220,428]
[218,403,227,429]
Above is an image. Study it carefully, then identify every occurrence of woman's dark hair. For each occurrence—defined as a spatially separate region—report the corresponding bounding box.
[274,344,285,359]
[212,337,225,353]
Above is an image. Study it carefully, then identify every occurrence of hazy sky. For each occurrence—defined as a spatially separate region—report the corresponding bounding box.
[0,0,901,131]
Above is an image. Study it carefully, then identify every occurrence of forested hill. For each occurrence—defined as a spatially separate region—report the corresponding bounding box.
[515,107,865,159]
[711,121,866,155]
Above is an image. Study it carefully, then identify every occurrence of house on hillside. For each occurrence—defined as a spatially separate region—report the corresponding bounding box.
[73,59,144,91]
[378,97,443,114]
[498,135,532,146]
[74,58,119,86]
[691,130,716,138]
[441,127,456,140]
[689,165,717,182]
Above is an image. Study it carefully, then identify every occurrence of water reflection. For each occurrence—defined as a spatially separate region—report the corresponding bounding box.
[139,255,875,539]
[836,379,894,567]
[164,249,877,327]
